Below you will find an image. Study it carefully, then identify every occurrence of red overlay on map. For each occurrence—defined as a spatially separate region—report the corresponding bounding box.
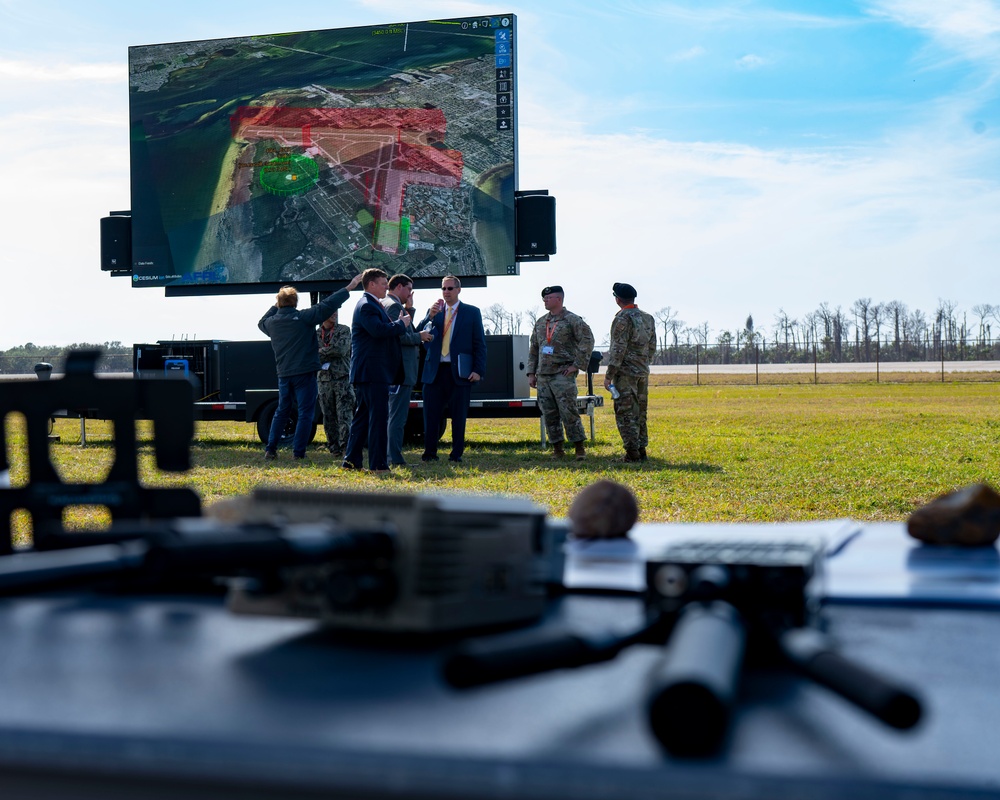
[230,107,464,253]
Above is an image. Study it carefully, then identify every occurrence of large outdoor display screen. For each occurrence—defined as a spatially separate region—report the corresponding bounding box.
[128,14,517,293]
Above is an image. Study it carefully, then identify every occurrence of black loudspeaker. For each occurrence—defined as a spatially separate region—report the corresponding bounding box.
[515,192,556,260]
[100,215,132,271]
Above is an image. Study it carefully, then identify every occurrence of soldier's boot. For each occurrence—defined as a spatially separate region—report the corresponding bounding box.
[574,441,586,461]
[551,441,566,458]
[622,448,642,463]
[639,447,648,461]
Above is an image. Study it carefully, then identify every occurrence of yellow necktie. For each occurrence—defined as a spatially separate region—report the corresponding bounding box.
[441,306,454,358]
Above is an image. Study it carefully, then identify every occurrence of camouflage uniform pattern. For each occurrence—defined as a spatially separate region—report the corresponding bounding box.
[605,307,657,452]
[528,309,595,443]
[317,323,355,453]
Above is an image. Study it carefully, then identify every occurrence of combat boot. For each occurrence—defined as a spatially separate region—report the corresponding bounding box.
[574,441,586,460]
[551,441,565,458]
[639,447,648,461]
[622,448,642,463]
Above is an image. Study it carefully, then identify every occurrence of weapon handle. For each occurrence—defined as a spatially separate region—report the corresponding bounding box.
[444,629,625,689]
[780,627,922,729]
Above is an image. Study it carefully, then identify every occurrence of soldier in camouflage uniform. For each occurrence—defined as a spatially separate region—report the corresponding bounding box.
[317,309,355,456]
[527,285,596,460]
[604,282,657,462]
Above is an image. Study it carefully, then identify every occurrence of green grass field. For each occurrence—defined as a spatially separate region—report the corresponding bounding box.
[5,380,999,541]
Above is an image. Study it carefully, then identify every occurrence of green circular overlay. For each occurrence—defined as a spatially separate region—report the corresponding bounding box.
[259,154,319,196]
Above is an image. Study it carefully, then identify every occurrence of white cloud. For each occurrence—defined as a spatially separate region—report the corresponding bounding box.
[615,1,861,29]
[866,0,1000,69]
[7,86,1000,348]
[666,46,707,62]
[357,0,511,19]
[0,58,123,82]
[500,118,1000,341]
[735,53,769,70]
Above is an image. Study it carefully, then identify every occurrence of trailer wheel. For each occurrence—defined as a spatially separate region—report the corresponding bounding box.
[256,400,317,447]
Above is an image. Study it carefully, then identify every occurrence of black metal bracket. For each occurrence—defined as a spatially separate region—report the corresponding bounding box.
[0,349,201,553]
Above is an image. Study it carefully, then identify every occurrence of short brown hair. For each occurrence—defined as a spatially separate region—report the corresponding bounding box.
[361,268,388,289]
[441,275,461,288]
[276,286,298,308]
[388,274,413,290]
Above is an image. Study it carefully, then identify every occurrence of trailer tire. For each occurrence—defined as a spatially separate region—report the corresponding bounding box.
[256,400,317,447]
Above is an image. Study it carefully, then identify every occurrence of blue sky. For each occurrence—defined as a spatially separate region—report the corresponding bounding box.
[1,0,998,349]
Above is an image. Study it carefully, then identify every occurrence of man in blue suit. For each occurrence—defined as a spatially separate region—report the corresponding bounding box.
[343,268,411,474]
[419,275,487,464]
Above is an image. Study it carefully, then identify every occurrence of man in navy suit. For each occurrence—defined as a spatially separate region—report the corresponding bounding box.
[419,275,487,464]
[343,268,411,474]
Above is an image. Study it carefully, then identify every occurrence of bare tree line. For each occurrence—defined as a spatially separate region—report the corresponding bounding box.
[480,299,1000,364]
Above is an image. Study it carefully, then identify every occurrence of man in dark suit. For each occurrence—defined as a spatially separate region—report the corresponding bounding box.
[382,274,433,467]
[343,268,411,474]
[418,275,487,464]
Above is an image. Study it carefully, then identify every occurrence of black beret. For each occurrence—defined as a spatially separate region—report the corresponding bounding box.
[613,282,637,300]
[541,285,564,297]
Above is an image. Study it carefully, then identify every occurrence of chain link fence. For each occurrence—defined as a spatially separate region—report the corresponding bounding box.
[644,339,1000,385]
[655,337,1000,367]
[3,339,1000,384]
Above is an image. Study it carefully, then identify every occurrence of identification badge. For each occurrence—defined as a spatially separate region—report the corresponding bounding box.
[542,345,554,355]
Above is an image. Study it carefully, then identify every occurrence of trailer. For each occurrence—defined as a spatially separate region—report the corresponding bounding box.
[130,336,603,446]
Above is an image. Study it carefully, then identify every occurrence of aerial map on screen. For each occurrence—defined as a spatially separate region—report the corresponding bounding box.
[128,14,517,291]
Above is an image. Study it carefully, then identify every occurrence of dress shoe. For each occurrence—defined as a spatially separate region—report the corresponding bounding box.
[341,461,358,470]
[263,450,277,461]
[448,456,463,464]
[421,454,440,462]
[373,469,392,477]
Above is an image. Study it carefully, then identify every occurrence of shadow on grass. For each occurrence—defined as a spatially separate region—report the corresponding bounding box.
[54,438,723,477]
[437,440,723,475]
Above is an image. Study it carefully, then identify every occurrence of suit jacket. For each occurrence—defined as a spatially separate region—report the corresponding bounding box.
[349,293,406,385]
[420,301,488,384]
[381,293,423,386]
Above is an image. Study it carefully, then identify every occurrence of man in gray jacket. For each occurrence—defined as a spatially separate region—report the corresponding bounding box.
[382,274,433,466]
[258,274,361,460]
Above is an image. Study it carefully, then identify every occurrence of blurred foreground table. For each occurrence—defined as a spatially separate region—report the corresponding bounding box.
[1,521,998,799]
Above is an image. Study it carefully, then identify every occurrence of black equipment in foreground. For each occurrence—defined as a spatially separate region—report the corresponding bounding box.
[444,538,922,757]
[0,489,567,634]
[0,349,200,556]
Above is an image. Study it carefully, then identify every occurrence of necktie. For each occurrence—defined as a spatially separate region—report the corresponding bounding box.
[441,306,454,358]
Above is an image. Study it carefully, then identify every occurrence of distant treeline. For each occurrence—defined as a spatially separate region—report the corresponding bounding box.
[482,298,1000,364]
[0,343,131,374]
[4,297,1000,373]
